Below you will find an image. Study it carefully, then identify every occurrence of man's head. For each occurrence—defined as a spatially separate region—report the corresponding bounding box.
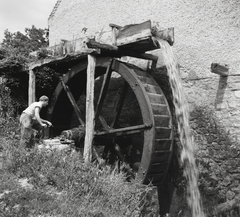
[39,95,49,107]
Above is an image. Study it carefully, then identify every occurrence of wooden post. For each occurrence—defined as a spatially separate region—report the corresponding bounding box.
[84,55,96,164]
[111,27,117,46]
[109,23,121,46]
[211,63,229,77]
[28,69,36,105]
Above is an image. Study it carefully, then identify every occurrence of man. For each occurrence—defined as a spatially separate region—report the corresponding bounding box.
[20,95,52,148]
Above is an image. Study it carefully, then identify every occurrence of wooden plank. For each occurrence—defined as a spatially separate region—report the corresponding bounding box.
[95,124,152,136]
[28,69,35,105]
[151,104,169,115]
[60,78,85,126]
[28,49,100,70]
[111,27,117,45]
[147,93,166,104]
[154,139,172,151]
[111,81,129,128]
[151,151,171,164]
[118,37,159,53]
[85,38,158,61]
[154,115,170,127]
[155,127,172,139]
[115,20,152,46]
[149,163,169,174]
[84,55,96,164]
[211,63,229,76]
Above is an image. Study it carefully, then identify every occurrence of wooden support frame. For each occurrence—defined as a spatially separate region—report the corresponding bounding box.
[60,78,85,126]
[84,54,96,164]
[85,38,158,62]
[28,69,36,105]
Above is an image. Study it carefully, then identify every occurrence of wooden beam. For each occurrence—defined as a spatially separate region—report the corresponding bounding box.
[84,55,96,164]
[28,69,36,105]
[95,123,152,136]
[28,49,100,71]
[114,20,152,46]
[111,81,129,128]
[211,63,229,76]
[60,78,85,126]
[95,59,113,123]
[85,38,158,62]
[111,27,117,46]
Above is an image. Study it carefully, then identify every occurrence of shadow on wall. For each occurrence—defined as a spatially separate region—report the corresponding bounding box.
[211,63,229,110]
[161,105,240,216]
[190,106,240,216]
[214,76,228,110]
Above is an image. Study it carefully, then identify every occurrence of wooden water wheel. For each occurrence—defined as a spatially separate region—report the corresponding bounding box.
[47,56,173,185]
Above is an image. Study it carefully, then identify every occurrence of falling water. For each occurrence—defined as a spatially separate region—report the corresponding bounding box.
[156,39,205,217]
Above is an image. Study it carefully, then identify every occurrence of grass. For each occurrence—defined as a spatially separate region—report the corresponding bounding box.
[0,118,159,217]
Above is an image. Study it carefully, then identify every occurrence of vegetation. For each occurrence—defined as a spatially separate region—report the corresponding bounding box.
[0,116,159,217]
[0,81,159,216]
[0,26,48,65]
[0,26,160,217]
[0,26,58,112]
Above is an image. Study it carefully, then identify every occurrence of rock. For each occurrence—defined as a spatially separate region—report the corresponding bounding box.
[226,190,235,201]
[18,178,33,189]
[222,176,232,187]
[43,139,62,145]
[38,138,73,152]
[213,195,240,215]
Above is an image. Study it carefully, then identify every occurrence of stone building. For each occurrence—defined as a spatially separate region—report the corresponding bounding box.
[46,0,240,215]
[48,0,240,139]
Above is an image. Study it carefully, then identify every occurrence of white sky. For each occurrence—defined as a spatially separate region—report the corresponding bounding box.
[0,0,57,42]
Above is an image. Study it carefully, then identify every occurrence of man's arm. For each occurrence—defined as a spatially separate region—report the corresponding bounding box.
[35,107,47,127]
[41,118,52,127]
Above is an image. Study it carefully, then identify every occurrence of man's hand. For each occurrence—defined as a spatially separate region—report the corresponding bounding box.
[41,123,47,128]
[47,121,53,127]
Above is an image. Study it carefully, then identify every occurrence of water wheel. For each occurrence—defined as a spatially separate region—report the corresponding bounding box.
[47,57,173,185]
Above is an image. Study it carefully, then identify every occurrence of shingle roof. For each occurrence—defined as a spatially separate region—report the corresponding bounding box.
[48,0,62,21]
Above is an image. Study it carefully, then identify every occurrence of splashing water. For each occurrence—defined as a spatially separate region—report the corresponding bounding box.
[156,39,205,217]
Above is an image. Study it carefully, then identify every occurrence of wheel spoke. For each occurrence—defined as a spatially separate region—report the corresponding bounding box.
[95,123,152,137]
[95,59,113,126]
[60,78,85,126]
[99,115,111,130]
[111,81,129,128]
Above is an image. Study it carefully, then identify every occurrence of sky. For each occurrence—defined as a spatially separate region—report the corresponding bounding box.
[0,0,57,42]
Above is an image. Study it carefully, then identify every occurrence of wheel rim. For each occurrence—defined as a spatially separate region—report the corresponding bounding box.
[47,57,173,185]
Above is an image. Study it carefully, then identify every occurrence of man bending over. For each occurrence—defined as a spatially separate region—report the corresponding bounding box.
[20,95,52,148]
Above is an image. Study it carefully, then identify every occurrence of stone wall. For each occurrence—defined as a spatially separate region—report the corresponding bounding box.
[48,0,239,74]
[48,0,240,139]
